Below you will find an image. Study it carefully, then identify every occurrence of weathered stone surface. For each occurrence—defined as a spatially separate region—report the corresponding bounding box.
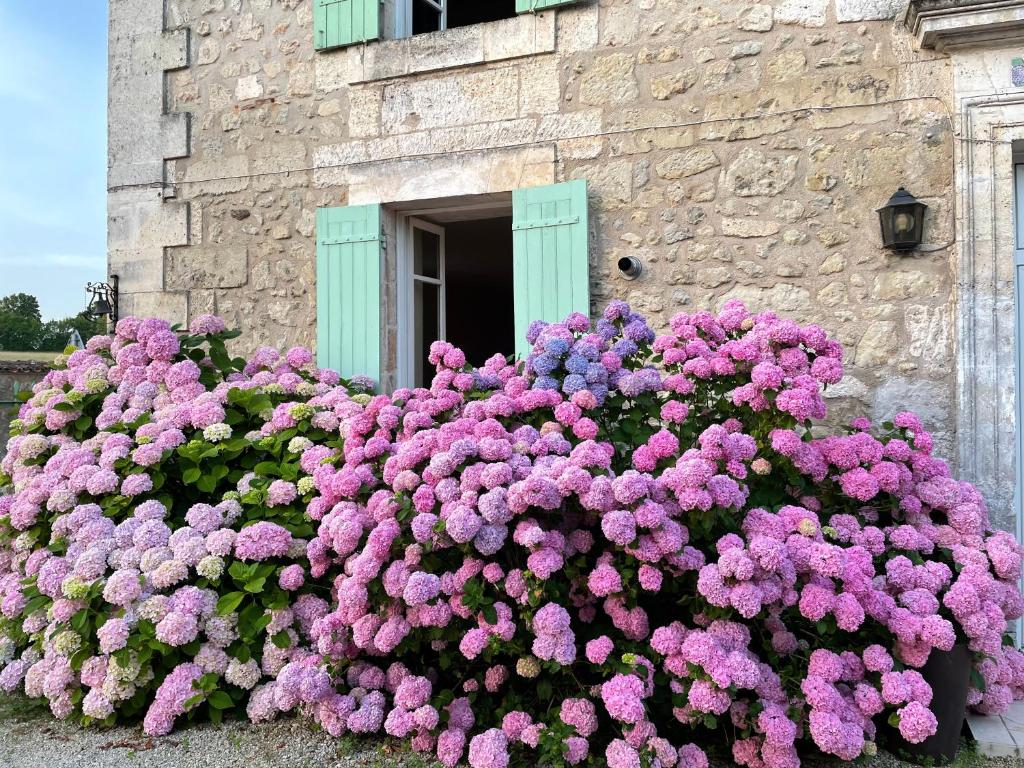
[855,321,899,367]
[718,283,811,312]
[823,375,870,400]
[775,0,829,27]
[818,253,846,275]
[765,50,807,82]
[738,5,774,32]
[183,156,250,195]
[872,270,938,301]
[730,41,764,60]
[650,68,698,100]
[721,218,782,238]
[835,0,904,23]
[197,38,219,65]
[167,246,248,289]
[724,148,798,197]
[905,304,951,374]
[235,75,263,100]
[570,160,632,208]
[381,67,520,133]
[579,53,638,106]
[654,148,720,180]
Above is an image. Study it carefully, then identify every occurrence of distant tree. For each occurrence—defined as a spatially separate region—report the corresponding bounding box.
[0,293,105,352]
[36,313,107,352]
[0,293,42,323]
[0,312,43,351]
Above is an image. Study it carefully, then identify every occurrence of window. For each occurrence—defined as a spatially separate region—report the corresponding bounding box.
[316,181,589,391]
[398,206,516,389]
[398,0,518,38]
[314,0,581,51]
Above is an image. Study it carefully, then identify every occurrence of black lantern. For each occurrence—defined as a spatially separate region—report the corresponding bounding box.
[85,275,119,323]
[877,187,927,252]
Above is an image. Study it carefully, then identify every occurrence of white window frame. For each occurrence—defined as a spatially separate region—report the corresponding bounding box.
[397,216,447,389]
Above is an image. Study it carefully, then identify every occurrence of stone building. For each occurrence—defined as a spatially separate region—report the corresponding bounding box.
[107,0,1024,535]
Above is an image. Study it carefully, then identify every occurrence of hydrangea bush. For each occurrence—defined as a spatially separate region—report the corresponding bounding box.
[0,316,369,732]
[2,301,1023,768]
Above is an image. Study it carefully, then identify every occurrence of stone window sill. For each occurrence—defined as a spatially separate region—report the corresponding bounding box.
[333,12,556,85]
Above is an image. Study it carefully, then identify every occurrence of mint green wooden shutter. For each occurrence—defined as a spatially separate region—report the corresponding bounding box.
[314,0,380,50]
[512,180,590,358]
[516,0,581,11]
[316,204,382,383]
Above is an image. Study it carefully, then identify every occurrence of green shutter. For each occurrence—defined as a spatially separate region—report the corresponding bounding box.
[512,180,590,359]
[316,204,382,384]
[516,0,581,11]
[314,0,380,50]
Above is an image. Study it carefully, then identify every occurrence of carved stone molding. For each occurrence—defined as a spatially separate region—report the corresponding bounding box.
[907,0,1024,51]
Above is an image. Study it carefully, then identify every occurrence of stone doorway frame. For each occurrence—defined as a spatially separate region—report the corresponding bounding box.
[955,95,1023,533]
[954,93,1024,644]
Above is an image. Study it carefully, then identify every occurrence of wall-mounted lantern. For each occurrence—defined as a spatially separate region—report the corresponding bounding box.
[85,275,119,324]
[877,187,927,252]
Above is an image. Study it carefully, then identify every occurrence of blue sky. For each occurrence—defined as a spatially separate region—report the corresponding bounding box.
[0,2,107,320]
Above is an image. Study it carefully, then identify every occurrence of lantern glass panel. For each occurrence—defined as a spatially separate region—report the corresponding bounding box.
[877,188,927,252]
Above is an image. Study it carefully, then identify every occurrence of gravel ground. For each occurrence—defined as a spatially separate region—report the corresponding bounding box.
[0,694,1018,768]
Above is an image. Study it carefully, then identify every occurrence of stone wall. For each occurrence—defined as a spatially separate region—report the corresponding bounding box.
[121,0,957,450]
[0,362,49,460]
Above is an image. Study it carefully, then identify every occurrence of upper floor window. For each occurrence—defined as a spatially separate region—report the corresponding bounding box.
[313,0,581,53]
[400,0,517,37]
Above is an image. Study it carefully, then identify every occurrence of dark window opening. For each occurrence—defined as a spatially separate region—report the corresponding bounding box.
[411,0,517,37]
[447,1,517,30]
[444,217,515,370]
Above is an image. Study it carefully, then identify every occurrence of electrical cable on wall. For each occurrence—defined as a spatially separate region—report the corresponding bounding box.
[108,95,970,193]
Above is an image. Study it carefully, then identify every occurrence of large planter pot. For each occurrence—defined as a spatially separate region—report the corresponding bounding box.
[879,644,971,764]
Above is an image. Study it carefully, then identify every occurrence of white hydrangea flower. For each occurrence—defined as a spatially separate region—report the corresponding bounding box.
[287,436,313,453]
[288,404,314,420]
[197,555,225,580]
[109,652,142,683]
[138,595,170,623]
[52,630,82,656]
[224,658,261,690]
[297,476,315,496]
[61,576,90,600]
[203,423,232,442]
[85,378,110,394]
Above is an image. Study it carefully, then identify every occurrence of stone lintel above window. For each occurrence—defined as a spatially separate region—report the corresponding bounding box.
[337,11,555,85]
[907,0,1024,52]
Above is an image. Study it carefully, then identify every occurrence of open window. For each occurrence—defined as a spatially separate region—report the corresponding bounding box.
[398,0,518,38]
[316,181,589,391]
[397,201,516,389]
[314,0,582,51]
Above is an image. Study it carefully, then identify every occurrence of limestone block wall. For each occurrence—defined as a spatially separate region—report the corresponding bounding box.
[108,0,192,319]
[116,0,958,451]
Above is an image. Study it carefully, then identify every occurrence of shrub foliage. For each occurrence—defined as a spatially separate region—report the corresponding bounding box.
[1,303,1022,768]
